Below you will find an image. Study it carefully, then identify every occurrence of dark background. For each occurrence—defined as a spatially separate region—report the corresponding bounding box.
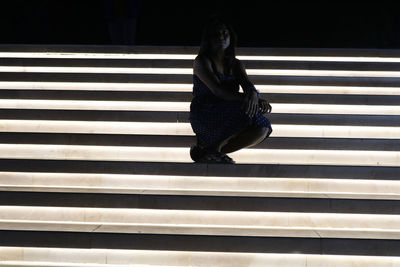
[1,0,400,48]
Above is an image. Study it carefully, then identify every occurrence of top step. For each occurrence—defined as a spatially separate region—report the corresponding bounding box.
[2,45,400,58]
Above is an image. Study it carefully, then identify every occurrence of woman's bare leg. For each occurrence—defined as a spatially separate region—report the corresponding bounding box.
[219,126,272,154]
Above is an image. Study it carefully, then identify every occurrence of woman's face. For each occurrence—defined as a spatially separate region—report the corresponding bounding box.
[213,24,230,50]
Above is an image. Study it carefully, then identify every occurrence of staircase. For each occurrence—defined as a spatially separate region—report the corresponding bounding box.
[0,45,400,266]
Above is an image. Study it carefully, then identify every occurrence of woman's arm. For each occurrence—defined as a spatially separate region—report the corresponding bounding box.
[233,58,272,115]
[193,55,244,101]
[232,58,259,96]
[233,58,260,117]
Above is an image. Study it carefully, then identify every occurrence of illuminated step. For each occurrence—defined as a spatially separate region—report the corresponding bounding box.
[2,133,398,151]
[1,120,400,139]
[4,72,400,88]
[1,247,400,267]
[1,171,400,200]
[4,50,400,63]
[0,144,398,166]
[6,66,400,78]
[1,81,400,95]
[1,99,400,115]
[1,205,400,239]
[5,57,400,71]
[5,57,400,73]
[1,91,398,106]
[4,111,399,128]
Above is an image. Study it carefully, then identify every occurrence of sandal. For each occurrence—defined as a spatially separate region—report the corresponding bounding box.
[198,151,235,164]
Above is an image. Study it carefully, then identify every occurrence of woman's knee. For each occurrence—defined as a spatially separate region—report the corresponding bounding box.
[251,126,271,141]
[265,126,273,138]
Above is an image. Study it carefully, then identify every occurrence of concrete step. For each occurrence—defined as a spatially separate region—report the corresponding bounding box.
[2,230,400,257]
[0,82,399,97]
[3,44,400,58]
[1,109,399,126]
[7,62,400,76]
[1,133,399,151]
[1,120,398,139]
[1,246,400,267]
[1,172,400,202]
[6,57,400,71]
[1,205,400,239]
[0,143,398,166]
[1,100,399,116]
[4,73,400,88]
[2,159,397,180]
[1,90,400,105]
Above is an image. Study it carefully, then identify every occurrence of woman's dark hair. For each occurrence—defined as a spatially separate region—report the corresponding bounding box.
[198,15,238,75]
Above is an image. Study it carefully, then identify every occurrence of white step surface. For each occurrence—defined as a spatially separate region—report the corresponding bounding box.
[4,47,400,62]
[1,120,400,139]
[1,172,400,200]
[1,81,400,95]
[6,65,400,78]
[1,99,399,115]
[1,246,400,267]
[0,144,399,166]
[1,206,400,239]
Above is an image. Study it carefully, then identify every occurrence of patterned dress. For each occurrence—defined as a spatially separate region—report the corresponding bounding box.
[189,61,272,150]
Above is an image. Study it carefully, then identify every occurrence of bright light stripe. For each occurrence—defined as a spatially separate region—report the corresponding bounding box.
[2,247,400,267]
[0,52,196,60]
[0,81,399,95]
[0,262,156,267]
[0,81,193,92]
[5,66,400,78]
[0,263,173,267]
[1,206,400,239]
[1,172,400,200]
[0,66,192,75]
[257,85,400,95]
[0,99,190,112]
[248,69,400,77]
[0,144,398,166]
[3,51,400,62]
[1,99,399,115]
[0,120,399,139]
[0,262,172,267]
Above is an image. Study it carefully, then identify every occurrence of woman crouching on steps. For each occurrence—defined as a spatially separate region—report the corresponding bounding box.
[189,16,273,164]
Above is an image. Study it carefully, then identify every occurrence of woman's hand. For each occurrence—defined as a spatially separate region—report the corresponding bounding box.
[258,98,272,114]
[242,91,259,117]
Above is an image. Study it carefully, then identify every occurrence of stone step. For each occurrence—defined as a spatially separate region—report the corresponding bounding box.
[4,73,400,88]
[0,82,399,97]
[2,230,400,257]
[2,44,400,58]
[1,172,400,201]
[2,159,397,180]
[5,57,400,71]
[1,133,399,151]
[6,62,400,76]
[0,143,398,166]
[0,109,399,126]
[0,120,398,139]
[1,190,400,215]
[1,246,400,267]
[1,205,400,239]
[0,100,399,116]
[1,90,400,105]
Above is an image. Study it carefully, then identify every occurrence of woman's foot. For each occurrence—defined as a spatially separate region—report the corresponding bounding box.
[198,151,235,164]
[190,145,207,162]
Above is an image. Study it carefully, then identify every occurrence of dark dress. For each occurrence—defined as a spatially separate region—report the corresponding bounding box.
[189,60,272,151]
